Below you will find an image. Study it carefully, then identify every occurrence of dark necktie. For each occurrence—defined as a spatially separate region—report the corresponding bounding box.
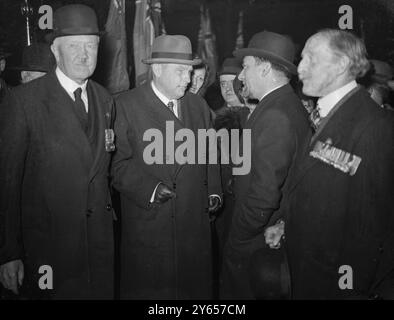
[167,101,175,114]
[73,87,88,130]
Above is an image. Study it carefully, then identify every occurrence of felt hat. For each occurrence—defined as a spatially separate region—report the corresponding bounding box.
[47,4,103,43]
[234,30,297,75]
[218,57,242,76]
[142,35,201,65]
[13,42,55,73]
[370,59,393,84]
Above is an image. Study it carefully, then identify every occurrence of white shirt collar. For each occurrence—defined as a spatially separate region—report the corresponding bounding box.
[259,83,286,102]
[151,81,178,117]
[55,67,88,111]
[317,80,357,117]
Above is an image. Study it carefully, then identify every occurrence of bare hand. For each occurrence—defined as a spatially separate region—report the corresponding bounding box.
[153,183,176,204]
[264,220,285,249]
[0,260,24,294]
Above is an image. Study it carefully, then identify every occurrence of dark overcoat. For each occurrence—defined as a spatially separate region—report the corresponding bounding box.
[112,83,222,299]
[221,84,311,299]
[284,86,394,299]
[0,71,115,299]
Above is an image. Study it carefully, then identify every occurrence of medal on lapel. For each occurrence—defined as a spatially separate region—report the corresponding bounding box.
[105,111,115,152]
[105,129,115,152]
[310,138,362,176]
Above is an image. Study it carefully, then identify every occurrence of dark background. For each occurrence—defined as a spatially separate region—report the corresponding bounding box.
[1,0,393,87]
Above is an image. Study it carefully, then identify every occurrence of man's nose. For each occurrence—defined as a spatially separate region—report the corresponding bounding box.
[238,69,245,81]
[297,59,306,75]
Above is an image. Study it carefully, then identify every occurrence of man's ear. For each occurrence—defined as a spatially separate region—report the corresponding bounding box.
[50,41,59,63]
[259,60,271,78]
[151,64,162,78]
[336,55,351,76]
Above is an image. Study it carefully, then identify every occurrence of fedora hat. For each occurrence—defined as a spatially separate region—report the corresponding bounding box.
[234,30,297,75]
[12,43,55,73]
[142,35,201,65]
[218,57,242,76]
[47,4,103,43]
[248,246,291,300]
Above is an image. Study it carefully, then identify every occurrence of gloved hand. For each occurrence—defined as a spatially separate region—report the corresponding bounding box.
[153,183,176,204]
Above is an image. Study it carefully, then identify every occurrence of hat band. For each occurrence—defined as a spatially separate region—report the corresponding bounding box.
[151,52,193,60]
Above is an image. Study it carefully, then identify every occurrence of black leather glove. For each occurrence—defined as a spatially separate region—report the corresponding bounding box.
[153,183,176,204]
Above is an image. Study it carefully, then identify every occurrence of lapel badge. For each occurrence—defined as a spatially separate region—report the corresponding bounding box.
[310,138,361,176]
[105,129,115,152]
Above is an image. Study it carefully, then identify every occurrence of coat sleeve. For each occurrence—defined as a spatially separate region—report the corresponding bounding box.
[111,98,160,209]
[201,98,222,199]
[0,90,28,265]
[237,108,295,237]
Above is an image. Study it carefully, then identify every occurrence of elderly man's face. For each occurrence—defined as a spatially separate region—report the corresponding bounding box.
[238,56,263,100]
[51,35,99,84]
[298,36,340,97]
[220,74,241,106]
[156,63,192,99]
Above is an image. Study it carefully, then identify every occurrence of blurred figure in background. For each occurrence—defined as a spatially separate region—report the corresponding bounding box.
[14,42,56,84]
[189,61,209,96]
[365,59,393,110]
[0,50,11,102]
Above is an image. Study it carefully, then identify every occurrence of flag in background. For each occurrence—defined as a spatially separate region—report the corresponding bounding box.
[102,0,130,94]
[235,10,244,50]
[197,4,218,87]
[133,0,166,87]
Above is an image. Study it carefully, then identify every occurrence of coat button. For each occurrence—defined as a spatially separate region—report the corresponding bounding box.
[86,208,93,217]
[378,245,384,253]
[106,204,112,211]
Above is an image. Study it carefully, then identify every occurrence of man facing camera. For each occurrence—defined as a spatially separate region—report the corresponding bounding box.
[112,34,222,299]
[0,5,115,299]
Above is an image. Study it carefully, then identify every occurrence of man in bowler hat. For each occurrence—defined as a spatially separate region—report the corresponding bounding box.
[0,4,115,299]
[220,30,311,299]
[112,34,222,299]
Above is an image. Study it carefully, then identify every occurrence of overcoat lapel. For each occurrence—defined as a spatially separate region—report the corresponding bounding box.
[86,81,113,183]
[44,71,93,172]
[141,84,185,178]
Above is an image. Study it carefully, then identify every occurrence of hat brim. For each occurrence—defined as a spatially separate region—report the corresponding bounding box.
[46,31,105,43]
[142,57,202,66]
[233,48,297,75]
[218,66,241,76]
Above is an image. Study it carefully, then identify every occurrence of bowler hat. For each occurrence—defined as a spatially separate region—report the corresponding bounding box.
[218,57,242,76]
[47,4,103,43]
[248,246,291,300]
[234,31,297,75]
[142,35,201,65]
[370,60,393,84]
[13,43,55,73]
